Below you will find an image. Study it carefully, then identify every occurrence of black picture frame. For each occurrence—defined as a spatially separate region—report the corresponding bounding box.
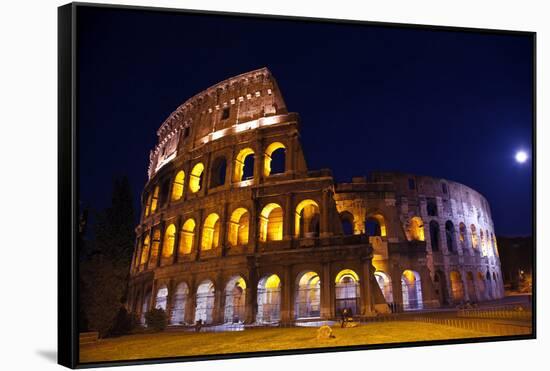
[58,2,536,369]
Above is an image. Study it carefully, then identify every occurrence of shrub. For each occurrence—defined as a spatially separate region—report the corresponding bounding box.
[145,308,168,331]
[109,306,138,337]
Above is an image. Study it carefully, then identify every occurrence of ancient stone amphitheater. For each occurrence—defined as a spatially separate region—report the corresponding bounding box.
[128,68,504,327]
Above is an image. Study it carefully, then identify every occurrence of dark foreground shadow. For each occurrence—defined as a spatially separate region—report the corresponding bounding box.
[36,350,57,363]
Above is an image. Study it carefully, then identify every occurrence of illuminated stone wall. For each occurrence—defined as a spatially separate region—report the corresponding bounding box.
[334,172,504,307]
[128,68,504,328]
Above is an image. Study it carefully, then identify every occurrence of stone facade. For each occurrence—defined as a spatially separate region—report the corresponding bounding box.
[127,68,504,327]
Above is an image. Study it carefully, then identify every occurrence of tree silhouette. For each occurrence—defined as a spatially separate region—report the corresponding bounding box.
[80,176,135,337]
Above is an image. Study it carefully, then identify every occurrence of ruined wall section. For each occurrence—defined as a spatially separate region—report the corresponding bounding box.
[148,68,288,178]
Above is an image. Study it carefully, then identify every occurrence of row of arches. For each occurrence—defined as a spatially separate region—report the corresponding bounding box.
[139,269,363,326]
[135,200,323,269]
[338,211,387,237]
[137,268,431,328]
[337,211,498,258]
[144,143,286,217]
[425,219,497,257]
[444,270,502,303]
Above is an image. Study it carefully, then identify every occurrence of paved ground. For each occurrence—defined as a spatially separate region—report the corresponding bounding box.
[80,321,497,363]
[80,295,533,364]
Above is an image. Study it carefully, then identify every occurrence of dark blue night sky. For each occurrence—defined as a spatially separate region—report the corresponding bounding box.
[77,6,533,236]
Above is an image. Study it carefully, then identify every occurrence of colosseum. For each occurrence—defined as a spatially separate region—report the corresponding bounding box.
[128,67,504,327]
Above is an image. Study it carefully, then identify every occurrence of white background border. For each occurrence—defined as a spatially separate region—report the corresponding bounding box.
[0,0,546,370]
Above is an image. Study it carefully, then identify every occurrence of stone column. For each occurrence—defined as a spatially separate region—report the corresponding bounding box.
[212,274,225,324]
[320,188,331,238]
[201,151,212,197]
[149,280,157,312]
[245,259,258,323]
[285,134,295,175]
[156,221,166,268]
[166,279,176,321]
[194,210,204,260]
[391,266,403,311]
[361,258,375,315]
[173,216,182,264]
[185,278,197,325]
[320,262,332,319]
[254,142,264,184]
[145,228,154,270]
[218,202,228,257]
[226,147,235,187]
[280,265,293,323]
[182,161,190,201]
[283,194,293,240]
[248,200,259,253]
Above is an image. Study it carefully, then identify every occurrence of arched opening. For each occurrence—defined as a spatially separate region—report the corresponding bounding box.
[492,233,499,257]
[409,216,425,241]
[155,285,168,310]
[401,270,423,310]
[170,282,189,325]
[171,170,185,201]
[140,235,150,266]
[295,271,321,319]
[429,221,440,252]
[194,280,215,324]
[365,213,387,237]
[470,225,478,252]
[264,142,286,176]
[295,199,320,238]
[210,156,227,188]
[233,148,255,182]
[450,271,465,302]
[434,270,448,306]
[445,221,456,253]
[150,185,160,213]
[201,213,220,250]
[335,269,360,315]
[228,208,249,247]
[466,272,477,302]
[374,271,394,304]
[459,223,467,247]
[162,224,176,259]
[477,272,486,299]
[179,219,195,255]
[189,163,205,193]
[340,211,355,235]
[149,229,161,266]
[259,203,283,242]
[257,274,281,324]
[224,276,247,323]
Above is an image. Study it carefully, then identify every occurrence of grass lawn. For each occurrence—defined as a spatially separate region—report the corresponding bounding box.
[80,321,495,363]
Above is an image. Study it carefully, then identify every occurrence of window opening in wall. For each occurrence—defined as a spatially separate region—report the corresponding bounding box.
[427,198,438,216]
[221,107,230,120]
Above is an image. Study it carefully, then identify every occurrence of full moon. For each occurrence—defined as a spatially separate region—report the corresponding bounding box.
[515,151,528,163]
